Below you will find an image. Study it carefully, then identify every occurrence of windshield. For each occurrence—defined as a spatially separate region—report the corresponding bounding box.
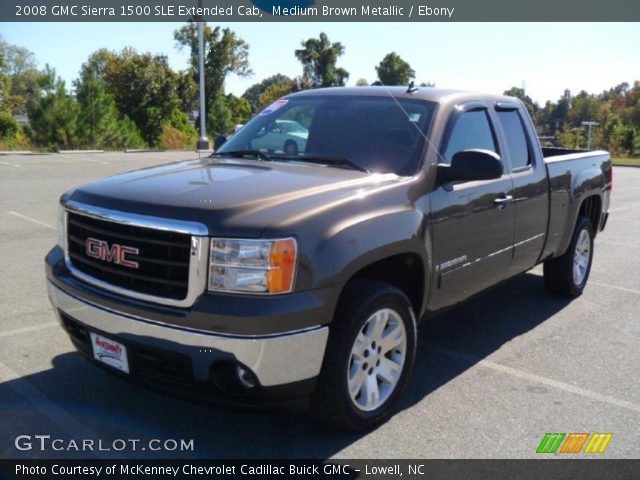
[218,95,437,175]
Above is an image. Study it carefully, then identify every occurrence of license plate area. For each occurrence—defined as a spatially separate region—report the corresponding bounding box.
[90,332,130,374]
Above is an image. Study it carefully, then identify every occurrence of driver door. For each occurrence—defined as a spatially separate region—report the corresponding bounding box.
[429,105,515,310]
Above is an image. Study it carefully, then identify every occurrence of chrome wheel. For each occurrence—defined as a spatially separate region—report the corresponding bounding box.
[347,308,407,412]
[573,229,591,286]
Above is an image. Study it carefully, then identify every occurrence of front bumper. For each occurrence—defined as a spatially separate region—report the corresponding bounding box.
[46,247,331,398]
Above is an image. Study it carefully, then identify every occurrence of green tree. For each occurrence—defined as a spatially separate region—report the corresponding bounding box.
[257,82,297,110]
[174,23,251,119]
[355,78,369,86]
[0,36,41,115]
[81,48,182,145]
[503,87,539,118]
[207,94,233,136]
[295,32,349,88]
[375,52,415,86]
[242,74,294,110]
[226,94,252,126]
[28,68,79,150]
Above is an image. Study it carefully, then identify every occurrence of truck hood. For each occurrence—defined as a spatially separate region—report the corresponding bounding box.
[68,158,403,236]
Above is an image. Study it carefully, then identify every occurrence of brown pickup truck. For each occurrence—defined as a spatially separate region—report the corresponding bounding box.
[46,86,612,431]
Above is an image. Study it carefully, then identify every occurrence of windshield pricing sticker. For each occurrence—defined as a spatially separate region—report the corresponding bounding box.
[259,99,288,116]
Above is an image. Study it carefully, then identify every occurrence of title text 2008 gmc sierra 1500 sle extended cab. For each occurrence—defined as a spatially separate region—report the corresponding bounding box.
[46,87,612,431]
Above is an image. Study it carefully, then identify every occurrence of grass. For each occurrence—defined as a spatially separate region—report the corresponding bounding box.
[612,157,640,167]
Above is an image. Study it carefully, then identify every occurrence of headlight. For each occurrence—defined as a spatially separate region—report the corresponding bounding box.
[56,204,66,251]
[208,238,297,294]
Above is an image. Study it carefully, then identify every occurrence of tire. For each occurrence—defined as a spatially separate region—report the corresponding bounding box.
[311,279,417,432]
[543,215,594,297]
[283,140,298,156]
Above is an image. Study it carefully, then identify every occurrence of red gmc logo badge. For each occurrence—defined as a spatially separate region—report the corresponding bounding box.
[85,237,140,269]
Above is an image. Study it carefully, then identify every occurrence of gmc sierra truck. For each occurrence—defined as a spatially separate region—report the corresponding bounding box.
[46,87,612,431]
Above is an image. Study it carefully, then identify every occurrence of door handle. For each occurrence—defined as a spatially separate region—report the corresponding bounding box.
[494,194,513,207]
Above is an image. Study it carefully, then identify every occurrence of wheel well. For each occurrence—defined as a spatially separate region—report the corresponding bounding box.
[344,254,425,316]
[579,195,601,236]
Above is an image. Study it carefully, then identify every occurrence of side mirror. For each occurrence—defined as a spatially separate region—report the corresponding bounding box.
[214,135,228,151]
[438,149,503,183]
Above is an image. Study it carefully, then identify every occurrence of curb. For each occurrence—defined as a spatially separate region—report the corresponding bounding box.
[58,150,105,154]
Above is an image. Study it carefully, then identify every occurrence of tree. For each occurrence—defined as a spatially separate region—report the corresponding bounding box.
[80,48,182,145]
[0,36,41,115]
[503,87,539,118]
[242,74,294,110]
[355,78,369,86]
[257,82,297,110]
[226,94,252,126]
[375,52,415,86]
[295,32,349,87]
[74,68,146,150]
[28,68,79,150]
[174,23,251,115]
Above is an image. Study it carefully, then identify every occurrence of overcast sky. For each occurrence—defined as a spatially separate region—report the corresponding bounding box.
[1,22,638,104]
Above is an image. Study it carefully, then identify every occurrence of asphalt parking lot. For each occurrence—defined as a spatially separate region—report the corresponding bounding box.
[1,151,639,459]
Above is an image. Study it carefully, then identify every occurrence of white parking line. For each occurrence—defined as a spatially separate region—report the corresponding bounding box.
[590,281,640,296]
[7,211,54,230]
[596,239,640,248]
[0,322,58,339]
[0,160,20,167]
[609,203,640,213]
[425,344,640,415]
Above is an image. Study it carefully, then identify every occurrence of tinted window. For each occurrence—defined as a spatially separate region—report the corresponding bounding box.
[444,110,497,163]
[219,96,437,175]
[498,110,531,169]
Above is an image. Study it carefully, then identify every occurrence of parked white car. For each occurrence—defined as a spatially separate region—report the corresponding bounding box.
[250,119,308,155]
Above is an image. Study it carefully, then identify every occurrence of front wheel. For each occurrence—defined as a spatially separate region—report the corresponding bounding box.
[543,216,594,297]
[311,279,417,431]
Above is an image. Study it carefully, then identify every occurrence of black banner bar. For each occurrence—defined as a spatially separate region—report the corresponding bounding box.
[3,0,640,22]
[1,460,640,480]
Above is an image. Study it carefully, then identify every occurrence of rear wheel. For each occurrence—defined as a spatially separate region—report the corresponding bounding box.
[311,279,417,431]
[283,140,298,156]
[543,216,594,297]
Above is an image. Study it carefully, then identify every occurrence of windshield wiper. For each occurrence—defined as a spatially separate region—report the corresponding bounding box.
[211,150,272,162]
[282,155,369,173]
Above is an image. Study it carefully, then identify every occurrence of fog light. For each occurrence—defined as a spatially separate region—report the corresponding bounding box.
[235,365,257,389]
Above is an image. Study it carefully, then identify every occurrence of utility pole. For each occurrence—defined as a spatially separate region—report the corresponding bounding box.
[581,121,599,150]
[196,0,210,151]
[571,127,584,149]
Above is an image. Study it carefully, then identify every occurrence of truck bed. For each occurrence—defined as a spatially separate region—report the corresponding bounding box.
[541,148,612,261]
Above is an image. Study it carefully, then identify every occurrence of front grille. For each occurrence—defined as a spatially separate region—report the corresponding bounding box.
[67,211,191,300]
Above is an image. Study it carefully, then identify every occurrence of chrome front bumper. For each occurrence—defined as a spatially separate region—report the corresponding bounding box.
[47,282,329,387]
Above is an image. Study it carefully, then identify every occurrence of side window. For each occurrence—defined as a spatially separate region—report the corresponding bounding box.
[444,110,497,163]
[497,110,531,169]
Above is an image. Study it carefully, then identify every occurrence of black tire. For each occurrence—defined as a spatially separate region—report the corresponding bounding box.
[310,279,417,432]
[543,215,594,297]
[283,140,298,156]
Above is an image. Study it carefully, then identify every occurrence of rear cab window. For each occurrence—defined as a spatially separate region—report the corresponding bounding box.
[496,109,532,171]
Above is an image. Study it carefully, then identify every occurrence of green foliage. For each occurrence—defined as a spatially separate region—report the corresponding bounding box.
[375,52,415,86]
[295,33,349,87]
[226,94,252,126]
[80,48,181,145]
[242,74,294,110]
[174,23,251,112]
[28,78,79,151]
[207,94,233,136]
[0,111,19,137]
[355,78,369,86]
[257,82,296,111]
[503,87,538,118]
[0,35,41,116]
